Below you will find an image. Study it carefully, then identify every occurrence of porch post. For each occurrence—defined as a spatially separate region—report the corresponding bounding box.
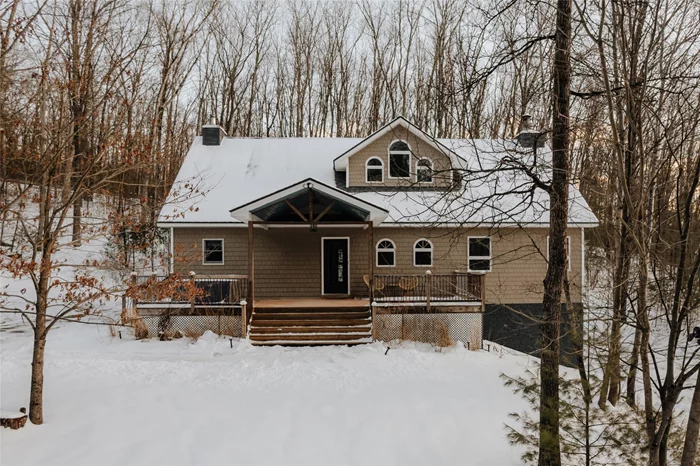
[480,273,486,314]
[368,221,374,299]
[368,221,375,341]
[248,221,255,318]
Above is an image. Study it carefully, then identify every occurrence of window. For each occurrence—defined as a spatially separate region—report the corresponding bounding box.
[416,158,433,183]
[389,140,411,178]
[366,157,384,182]
[413,239,433,266]
[203,239,224,264]
[468,237,491,272]
[546,236,571,271]
[376,239,396,267]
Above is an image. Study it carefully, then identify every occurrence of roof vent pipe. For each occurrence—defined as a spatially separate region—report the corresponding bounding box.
[202,115,227,146]
[516,113,546,149]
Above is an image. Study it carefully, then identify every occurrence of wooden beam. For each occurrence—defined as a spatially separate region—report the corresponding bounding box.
[251,220,370,225]
[368,222,375,341]
[248,221,255,317]
[285,199,308,222]
[313,200,336,223]
[308,190,314,223]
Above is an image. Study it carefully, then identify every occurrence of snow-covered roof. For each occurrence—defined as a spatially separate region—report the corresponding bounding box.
[158,135,599,228]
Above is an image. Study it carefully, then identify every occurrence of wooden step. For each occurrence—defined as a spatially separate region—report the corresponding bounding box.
[251,318,370,327]
[251,340,371,347]
[253,311,370,320]
[250,325,372,334]
[254,307,368,314]
[249,333,371,342]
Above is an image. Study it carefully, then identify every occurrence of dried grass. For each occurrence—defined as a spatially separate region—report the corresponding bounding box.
[436,321,454,348]
[120,306,150,339]
[159,329,184,341]
[182,327,202,341]
[133,319,149,339]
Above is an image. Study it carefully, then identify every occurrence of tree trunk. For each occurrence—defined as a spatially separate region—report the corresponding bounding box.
[680,370,700,466]
[29,332,46,424]
[538,0,571,464]
[29,281,48,425]
[72,197,82,246]
[627,254,647,407]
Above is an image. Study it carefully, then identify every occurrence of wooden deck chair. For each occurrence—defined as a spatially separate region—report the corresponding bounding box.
[363,274,385,298]
[398,276,419,294]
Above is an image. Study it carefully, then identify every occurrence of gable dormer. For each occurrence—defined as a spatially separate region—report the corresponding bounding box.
[333,117,464,189]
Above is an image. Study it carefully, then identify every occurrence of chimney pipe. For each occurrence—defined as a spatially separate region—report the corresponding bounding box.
[202,116,226,146]
[516,113,546,149]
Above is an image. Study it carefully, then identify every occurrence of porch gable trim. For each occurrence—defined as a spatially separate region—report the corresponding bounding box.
[229,177,389,225]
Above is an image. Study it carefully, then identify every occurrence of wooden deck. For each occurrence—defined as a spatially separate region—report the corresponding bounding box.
[253,298,370,309]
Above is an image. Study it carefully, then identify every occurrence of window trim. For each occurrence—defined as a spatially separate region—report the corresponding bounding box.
[365,157,384,183]
[413,238,433,267]
[202,238,225,265]
[467,236,492,272]
[416,157,434,184]
[376,238,396,268]
[546,236,572,272]
[387,139,412,179]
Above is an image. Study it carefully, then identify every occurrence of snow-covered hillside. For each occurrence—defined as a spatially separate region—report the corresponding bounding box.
[1,322,536,466]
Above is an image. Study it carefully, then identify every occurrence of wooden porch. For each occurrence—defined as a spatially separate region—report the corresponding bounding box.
[124,271,485,344]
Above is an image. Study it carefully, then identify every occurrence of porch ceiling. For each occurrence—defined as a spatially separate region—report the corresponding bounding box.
[229,178,389,225]
[251,188,368,222]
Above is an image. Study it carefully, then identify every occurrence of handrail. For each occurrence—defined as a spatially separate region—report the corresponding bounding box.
[372,273,482,305]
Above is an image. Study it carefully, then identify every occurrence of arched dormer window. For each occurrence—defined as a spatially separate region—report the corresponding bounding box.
[416,158,433,183]
[388,140,411,178]
[413,239,433,266]
[376,239,396,267]
[366,157,384,183]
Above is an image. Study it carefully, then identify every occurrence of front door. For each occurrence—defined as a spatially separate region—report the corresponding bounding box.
[322,238,349,295]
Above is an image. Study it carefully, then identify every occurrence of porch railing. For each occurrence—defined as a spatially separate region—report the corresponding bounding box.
[372,272,484,307]
[127,274,249,305]
[123,274,250,338]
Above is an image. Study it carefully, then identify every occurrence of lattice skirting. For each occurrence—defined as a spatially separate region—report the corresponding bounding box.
[140,315,242,338]
[374,313,483,349]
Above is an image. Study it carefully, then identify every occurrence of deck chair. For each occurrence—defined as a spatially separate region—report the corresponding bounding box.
[363,274,385,299]
[398,276,419,295]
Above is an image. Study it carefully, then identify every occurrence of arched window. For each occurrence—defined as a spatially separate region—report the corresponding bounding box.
[366,157,384,182]
[376,239,396,267]
[388,140,411,178]
[416,158,433,183]
[413,239,433,266]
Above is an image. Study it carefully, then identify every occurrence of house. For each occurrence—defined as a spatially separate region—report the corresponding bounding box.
[146,116,598,350]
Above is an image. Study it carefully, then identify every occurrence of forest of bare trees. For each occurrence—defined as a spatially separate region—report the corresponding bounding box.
[1,0,700,465]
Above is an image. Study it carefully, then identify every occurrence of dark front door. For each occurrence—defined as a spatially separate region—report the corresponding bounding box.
[323,238,349,295]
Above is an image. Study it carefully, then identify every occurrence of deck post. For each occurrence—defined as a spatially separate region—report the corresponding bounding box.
[480,273,486,313]
[368,222,375,341]
[241,300,247,338]
[368,222,374,301]
[425,270,431,313]
[189,271,196,314]
[248,221,255,318]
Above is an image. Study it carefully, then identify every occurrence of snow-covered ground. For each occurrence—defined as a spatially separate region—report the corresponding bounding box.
[1,321,536,466]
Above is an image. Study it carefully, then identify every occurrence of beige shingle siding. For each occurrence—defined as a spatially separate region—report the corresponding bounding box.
[173,226,582,304]
[346,128,453,188]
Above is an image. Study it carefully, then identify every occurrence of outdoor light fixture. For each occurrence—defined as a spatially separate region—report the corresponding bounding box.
[305,181,314,189]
